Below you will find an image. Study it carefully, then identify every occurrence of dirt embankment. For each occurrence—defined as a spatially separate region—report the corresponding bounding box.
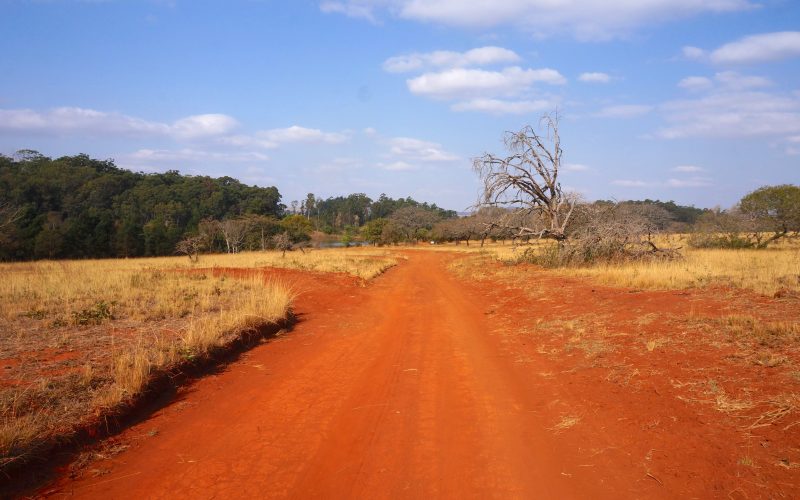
[33,251,800,499]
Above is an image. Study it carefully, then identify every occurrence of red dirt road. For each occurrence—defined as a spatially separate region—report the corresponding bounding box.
[43,251,799,498]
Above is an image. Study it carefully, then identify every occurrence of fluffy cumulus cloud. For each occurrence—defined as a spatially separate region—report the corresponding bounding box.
[710,31,800,65]
[407,66,565,99]
[384,45,565,115]
[383,46,520,73]
[322,0,756,40]
[681,32,800,65]
[578,72,611,83]
[388,136,459,162]
[171,114,240,139]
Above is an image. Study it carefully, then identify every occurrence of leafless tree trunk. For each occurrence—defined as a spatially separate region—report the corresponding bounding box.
[219,219,249,254]
[472,113,576,241]
[175,235,206,262]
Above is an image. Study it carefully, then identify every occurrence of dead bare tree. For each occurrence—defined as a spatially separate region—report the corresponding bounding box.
[175,235,207,262]
[272,232,292,257]
[473,113,576,242]
[219,218,249,254]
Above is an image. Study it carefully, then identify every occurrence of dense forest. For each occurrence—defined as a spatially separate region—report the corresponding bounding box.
[0,152,457,260]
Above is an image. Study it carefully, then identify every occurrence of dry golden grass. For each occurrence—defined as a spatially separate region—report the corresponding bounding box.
[554,245,800,296]
[179,246,397,280]
[0,254,302,471]
[439,236,800,296]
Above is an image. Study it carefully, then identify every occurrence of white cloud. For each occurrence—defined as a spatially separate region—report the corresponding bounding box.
[319,0,380,22]
[171,114,240,139]
[710,31,800,65]
[127,148,269,163]
[0,107,168,136]
[678,76,713,91]
[666,177,712,188]
[223,126,350,149]
[563,163,590,172]
[657,86,800,140]
[595,104,653,118]
[451,98,553,114]
[612,179,652,187]
[578,72,611,83]
[672,165,705,173]
[677,71,771,93]
[682,46,707,60]
[383,46,520,73]
[714,71,771,90]
[322,0,756,40]
[388,136,459,162]
[382,160,418,171]
[407,66,565,100]
[613,176,711,189]
[258,125,348,145]
[0,107,239,140]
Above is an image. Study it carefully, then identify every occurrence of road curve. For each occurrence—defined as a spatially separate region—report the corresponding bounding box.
[47,251,625,499]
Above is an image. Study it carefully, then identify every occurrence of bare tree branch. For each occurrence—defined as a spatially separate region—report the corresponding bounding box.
[472,113,575,241]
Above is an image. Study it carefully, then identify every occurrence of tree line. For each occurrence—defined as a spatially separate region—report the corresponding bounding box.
[0,151,283,260]
[0,151,458,261]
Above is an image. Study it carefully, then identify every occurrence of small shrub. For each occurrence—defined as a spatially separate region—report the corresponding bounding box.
[71,301,114,325]
[688,233,755,249]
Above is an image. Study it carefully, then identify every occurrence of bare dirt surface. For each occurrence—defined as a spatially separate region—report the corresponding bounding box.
[39,251,799,499]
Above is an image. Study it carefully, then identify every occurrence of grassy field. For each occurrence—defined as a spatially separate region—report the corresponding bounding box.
[0,247,395,472]
[434,237,800,296]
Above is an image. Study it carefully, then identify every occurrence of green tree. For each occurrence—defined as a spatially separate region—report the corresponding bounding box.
[739,184,800,247]
[361,218,388,245]
[280,214,313,243]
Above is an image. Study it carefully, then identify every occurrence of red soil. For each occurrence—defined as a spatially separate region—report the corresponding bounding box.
[40,251,800,498]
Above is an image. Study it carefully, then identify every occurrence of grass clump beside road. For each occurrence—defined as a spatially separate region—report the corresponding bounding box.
[0,256,296,474]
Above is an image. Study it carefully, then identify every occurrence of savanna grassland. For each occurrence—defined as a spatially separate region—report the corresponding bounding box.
[0,247,396,475]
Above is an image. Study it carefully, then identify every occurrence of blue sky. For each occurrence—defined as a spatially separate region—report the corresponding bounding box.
[1,0,798,210]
